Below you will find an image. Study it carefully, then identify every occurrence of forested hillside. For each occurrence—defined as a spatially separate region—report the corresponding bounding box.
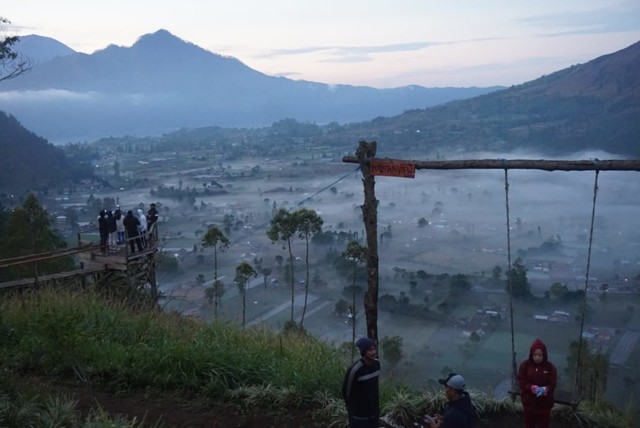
[0,112,93,194]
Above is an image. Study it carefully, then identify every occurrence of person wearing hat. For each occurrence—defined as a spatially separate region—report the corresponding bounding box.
[517,338,557,428]
[429,373,476,428]
[342,337,380,427]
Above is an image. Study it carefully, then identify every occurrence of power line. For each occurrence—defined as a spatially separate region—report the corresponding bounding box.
[226,165,361,249]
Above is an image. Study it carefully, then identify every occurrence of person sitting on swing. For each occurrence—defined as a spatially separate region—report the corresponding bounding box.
[517,338,557,428]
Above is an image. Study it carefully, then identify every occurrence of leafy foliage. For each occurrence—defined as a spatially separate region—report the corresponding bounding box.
[293,208,323,327]
[235,261,258,328]
[0,18,30,81]
[505,257,532,300]
[201,225,230,320]
[566,340,610,403]
[380,335,404,369]
[0,193,73,281]
[267,208,298,323]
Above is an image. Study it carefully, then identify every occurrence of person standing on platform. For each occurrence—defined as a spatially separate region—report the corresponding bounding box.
[106,210,117,251]
[137,208,147,247]
[146,203,159,244]
[114,205,125,244]
[123,210,143,253]
[98,210,108,254]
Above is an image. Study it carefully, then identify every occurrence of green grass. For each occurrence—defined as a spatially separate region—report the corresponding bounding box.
[0,288,635,427]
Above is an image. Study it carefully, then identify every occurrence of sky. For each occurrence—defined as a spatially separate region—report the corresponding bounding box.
[3,0,640,89]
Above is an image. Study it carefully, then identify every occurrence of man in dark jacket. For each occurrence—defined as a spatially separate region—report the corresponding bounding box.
[430,373,475,428]
[517,338,557,428]
[98,210,108,254]
[123,210,143,253]
[342,337,380,428]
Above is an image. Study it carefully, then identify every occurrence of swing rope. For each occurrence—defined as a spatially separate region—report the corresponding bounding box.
[573,169,600,402]
[503,167,518,394]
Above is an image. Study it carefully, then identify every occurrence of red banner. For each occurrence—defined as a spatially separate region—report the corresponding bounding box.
[370,160,416,178]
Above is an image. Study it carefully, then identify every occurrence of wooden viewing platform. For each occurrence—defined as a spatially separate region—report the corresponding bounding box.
[0,225,160,300]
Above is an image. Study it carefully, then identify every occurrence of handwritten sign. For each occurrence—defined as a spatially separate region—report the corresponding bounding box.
[370,160,416,178]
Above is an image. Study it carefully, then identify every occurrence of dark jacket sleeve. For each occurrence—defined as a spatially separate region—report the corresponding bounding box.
[441,412,466,428]
[342,365,352,403]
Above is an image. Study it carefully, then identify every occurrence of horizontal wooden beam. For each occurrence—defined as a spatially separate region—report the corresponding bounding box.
[0,267,106,290]
[0,244,96,268]
[342,157,640,172]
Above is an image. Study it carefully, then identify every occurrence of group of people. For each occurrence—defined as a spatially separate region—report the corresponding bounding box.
[98,202,159,254]
[342,338,557,428]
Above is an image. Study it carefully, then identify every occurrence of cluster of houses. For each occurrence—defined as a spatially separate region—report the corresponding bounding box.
[581,326,616,354]
[459,305,506,338]
[533,310,571,322]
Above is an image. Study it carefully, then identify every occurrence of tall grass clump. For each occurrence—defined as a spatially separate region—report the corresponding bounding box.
[380,384,423,426]
[311,390,348,428]
[0,390,158,427]
[0,288,345,406]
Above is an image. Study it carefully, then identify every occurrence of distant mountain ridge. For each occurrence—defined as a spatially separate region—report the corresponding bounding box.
[14,35,76,64]
[0,38,638,196]
[336,40,640,157]
[0,29,500,142]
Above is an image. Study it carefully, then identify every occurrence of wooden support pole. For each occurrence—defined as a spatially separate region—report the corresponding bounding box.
[356,141,381,344]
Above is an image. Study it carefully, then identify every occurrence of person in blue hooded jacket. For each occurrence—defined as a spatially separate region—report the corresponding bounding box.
[429,373,475,428]
[342,337,380,428]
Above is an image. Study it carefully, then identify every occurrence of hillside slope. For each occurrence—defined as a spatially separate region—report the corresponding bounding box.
[0,112,91,193]
[340,41,640,156]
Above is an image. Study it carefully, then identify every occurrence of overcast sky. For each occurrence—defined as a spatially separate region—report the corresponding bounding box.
[4,0,640,88]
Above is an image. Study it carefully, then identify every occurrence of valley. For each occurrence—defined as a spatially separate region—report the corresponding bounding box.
[33,139,640,415]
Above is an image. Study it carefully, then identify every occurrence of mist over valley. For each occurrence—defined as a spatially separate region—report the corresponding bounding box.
[43,142,639,404]
[1,27,640,420]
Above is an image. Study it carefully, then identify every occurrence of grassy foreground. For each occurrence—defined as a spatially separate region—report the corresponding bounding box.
[0,289,633,427]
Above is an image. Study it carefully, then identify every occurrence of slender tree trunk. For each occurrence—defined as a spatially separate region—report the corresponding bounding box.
[241,287,246,328]
[213,248,218,321]
[287,239,295,323]
[352,261,357,353]
[300,236,310,327]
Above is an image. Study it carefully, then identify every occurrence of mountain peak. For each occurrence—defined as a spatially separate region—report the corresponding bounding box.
[14,35,76,64]
[133,29,191,50]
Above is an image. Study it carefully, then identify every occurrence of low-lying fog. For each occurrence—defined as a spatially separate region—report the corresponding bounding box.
[92,148,640,404]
